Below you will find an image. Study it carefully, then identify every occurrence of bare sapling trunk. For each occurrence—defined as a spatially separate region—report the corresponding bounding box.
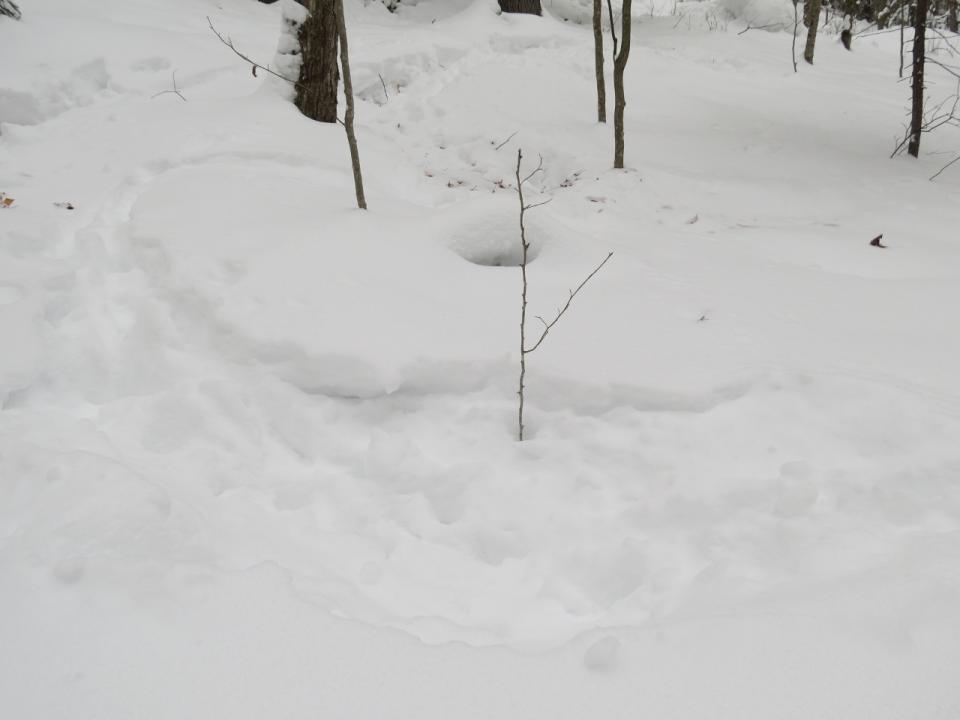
[514,149,613,441]
[335,0,367,209]
[908,0,928,157]
[900,0,906,78]
[295,0,339,123]
[594,0,607,123]
[498,0,542,14]
[791,0,799,72]
[613,0,633,168]
[803,0,823,63]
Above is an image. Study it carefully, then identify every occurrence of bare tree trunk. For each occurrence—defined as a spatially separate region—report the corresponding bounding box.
[498,0,542,14]
[948,0,958,32]
[899,0,906,78]
[295,0,339,123]
[0,0,21,19]
[908,0,927,157]
[791,0,799,72]
[335,0,366,209]
[613,0,632,169]
[594,0,606,123]
[515,151,532,441]
[803,0,822,63]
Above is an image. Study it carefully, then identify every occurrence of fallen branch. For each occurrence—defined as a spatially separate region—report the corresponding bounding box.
[151,70,187,101]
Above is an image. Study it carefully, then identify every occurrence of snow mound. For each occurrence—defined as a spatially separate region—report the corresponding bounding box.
[715,0,793,29]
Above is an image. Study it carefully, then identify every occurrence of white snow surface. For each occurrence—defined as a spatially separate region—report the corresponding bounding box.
[2,0,960,717]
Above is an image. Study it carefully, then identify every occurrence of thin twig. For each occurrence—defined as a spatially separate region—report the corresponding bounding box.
[738,22,777,35]
[378,72,389,102]
[207,16,300,87]
[523,252,614,354]
[927,26,960,55]
[927,56,960,80]
[521,154,545,184]
[151,70,187,101]
[495,130,519,151]
[607,0,619,59]
[524,198,553,210]
[930,153,960,180]
[857,26,903,38]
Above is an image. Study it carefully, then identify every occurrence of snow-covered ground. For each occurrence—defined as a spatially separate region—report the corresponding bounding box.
[2,0,960,716]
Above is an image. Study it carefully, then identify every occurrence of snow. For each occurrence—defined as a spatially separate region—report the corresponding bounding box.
[2,0,960,717]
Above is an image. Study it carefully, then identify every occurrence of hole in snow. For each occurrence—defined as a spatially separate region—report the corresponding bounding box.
[451,234,540,267]
[445,206,543,267]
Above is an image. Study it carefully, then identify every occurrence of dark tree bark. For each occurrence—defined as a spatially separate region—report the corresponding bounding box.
[594,0,606,123]
[948,0,958,33]
[335,0,366,210]
[908,0,927,158]
[295,0,339,123]
[803,0,823,63]
[613,0,632,168]
[0,0,21,20]
[498,0,542,14]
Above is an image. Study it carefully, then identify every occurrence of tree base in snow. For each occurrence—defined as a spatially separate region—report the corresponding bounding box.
[498,0,542,15]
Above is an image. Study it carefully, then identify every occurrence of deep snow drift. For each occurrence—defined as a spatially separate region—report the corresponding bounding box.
[2,0,960,717]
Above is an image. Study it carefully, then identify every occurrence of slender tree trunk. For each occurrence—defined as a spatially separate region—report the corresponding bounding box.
[295,0,339,123]
[791,0,799,72]
[0,0,21,19]
[335,0,366,209]
[908,0,928,158]
[899,0,906,78]
[498,0,542,14]
[594,0,606,123]
[613,0,632,169]
[515,151,531,441]
[948,0,958,32]
[803,0,822,63]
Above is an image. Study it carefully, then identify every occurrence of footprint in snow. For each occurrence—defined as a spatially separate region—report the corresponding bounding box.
[582,635,622,673]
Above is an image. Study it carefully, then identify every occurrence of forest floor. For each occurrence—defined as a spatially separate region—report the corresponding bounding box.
[2,0,960,717]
